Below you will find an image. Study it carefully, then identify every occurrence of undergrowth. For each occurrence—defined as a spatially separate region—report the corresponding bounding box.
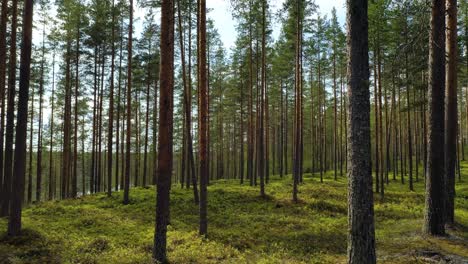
[1,164,467,263]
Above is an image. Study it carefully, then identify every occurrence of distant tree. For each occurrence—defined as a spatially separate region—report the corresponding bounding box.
[259,0,267,198]
[27,68,35,203]
[107,0,116,197]
[123,0,133,205]
[177,0,199,202]
[48,33,58,200]
[36,0,50,202]
[198,0,209,236]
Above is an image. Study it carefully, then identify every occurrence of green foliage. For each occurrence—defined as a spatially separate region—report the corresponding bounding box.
[2,163,468,263]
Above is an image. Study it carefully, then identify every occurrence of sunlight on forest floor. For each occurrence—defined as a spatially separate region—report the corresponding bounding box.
[1,164,468,263]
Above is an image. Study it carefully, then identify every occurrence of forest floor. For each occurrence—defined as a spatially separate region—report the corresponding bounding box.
[1,165,468,264]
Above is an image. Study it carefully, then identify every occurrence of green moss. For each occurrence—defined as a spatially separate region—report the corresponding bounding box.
[1,164,467,263]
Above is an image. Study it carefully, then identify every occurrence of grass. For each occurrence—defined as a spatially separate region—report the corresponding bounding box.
[1,163,467,263]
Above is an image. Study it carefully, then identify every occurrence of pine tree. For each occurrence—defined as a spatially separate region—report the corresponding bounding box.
[153,0,174,260]
[445,0,458,226]
[346,0,376,262]
[424,0,446,236]
[8,0,34,236]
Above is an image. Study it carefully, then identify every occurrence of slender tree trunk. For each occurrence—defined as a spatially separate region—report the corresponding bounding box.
[1,0,19,216]
[97,52,105,192]
[423,75,428,182]
[340,66,344,177]
[240,70,245,184]
[0,0,8,210]
[152,72,159,185]
[143,48,151,187]
[107,0,116,196]
[405,28,413,191]
[134,94,140,187]
[444,0,457,226]
[72,22,80,198]
[121,79,126,189]
[258,0,266,197]
[89,47,99,193]
[27,83,34,203]
[373,60,379,193]
[293,0,302,202]
[153,0,174,260]
[81,117,86,195]
[177,0,198,202]
[333,44,338,181]
[49,50,56,200]
[8,0,33,235]
[398,79,404,184]
[424,0,446,236]
[123,0,133,204]
[185,1,193,189]
[377,44,384,196]
[116,14,123,191]
[280,81,284,178]
[248,3,254,186]
[198,0,208,236]
[62,31,72,199]
[376,48,385,197]
[36,22,46,202]
[318,52,323,183]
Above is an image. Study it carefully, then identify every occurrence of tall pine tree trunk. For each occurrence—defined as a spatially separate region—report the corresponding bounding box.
[107,0,116,196]
[444,0,457,226]
[0,0,8,209]
[8,0,33,235]
[198,0,208,236]
[1,0,19,216]
[153,0,174,260]
[48,50,56,200]
[346,0,376,262]
[27,84,35,203]
[123,0,133,205]
[424,0,446,236]
[36,22,46,202]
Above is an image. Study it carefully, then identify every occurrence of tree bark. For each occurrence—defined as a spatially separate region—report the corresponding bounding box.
[177,0,199,202]
[153,0,174,260]
[424,0,446,236]
[1,0,19,216]
[346,0,376,262]
[8,0,33,235]
[0,0,8,209]
[49,50,56,200]
[107,0,116,196]
[123,0,133,205]
[36,21,46,202]
[198,0,208,236]
[444,0,457,226]
[27,82,35,203]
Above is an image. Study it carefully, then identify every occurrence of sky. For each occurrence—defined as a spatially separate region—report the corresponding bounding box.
[33,0,346,51]
[133,0,346,51]
[206,0,346,50]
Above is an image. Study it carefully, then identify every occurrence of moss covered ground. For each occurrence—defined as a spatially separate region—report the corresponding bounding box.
[1,164,467,263]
